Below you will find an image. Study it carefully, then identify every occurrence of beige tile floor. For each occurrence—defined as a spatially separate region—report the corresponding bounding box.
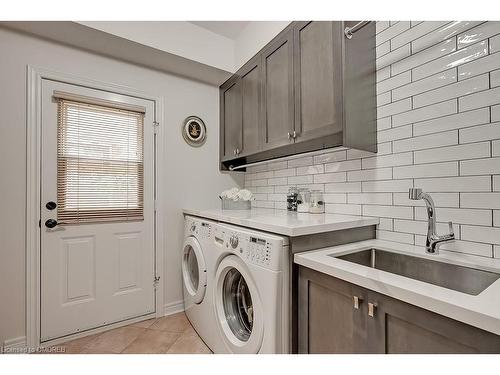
[46,312,212,354]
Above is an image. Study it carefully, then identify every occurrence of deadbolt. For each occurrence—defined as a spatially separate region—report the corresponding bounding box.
[46,201,57,210]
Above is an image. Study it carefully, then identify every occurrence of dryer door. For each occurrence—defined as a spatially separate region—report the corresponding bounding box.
[182,236,207,304]
[214,255,264,353]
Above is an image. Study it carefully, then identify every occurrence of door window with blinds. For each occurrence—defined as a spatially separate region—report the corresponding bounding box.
[56,95,145,224]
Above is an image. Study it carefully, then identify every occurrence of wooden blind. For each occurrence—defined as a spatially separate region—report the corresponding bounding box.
[57,99,145,224]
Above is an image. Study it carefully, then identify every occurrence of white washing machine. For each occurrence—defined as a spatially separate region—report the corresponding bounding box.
[182,216,221,351]
[211,223,290,354]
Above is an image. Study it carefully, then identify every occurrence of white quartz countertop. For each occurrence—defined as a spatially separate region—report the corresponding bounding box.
[182,208,379,237]
[295,239,500,335]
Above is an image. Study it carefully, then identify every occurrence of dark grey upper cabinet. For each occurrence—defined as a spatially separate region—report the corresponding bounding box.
[261,29,295,151]
[293,21,343,143]
[220,76,242,161]
[240,56,262,157]
[219,21,377,170]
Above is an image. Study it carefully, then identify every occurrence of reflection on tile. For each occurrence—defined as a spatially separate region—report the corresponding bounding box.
[167,333,211,354]
[149,312,191,333]
[122,330,180,354]
[83,326,145,353]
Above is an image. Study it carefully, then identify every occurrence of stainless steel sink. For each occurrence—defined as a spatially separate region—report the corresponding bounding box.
[332,248,500,295]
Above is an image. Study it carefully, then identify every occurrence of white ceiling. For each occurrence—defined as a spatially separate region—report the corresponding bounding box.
[190,21,250,40]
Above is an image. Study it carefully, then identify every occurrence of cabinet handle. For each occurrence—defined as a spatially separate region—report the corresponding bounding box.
[368,302,377,318]
[353,296,363,309]
[292,130,297,139]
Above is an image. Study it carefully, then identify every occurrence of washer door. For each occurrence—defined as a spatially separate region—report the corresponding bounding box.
[214,255,264,353]
[182,236,207,304]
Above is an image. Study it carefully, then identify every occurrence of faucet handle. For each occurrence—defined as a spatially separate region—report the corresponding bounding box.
[408,188,422,200]
[447,221,454,236]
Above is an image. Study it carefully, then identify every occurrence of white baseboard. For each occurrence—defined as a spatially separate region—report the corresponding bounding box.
[164,300,184,316]
[1,336,27,354]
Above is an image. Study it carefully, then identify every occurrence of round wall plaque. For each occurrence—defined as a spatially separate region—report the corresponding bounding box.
[182,116,207,147]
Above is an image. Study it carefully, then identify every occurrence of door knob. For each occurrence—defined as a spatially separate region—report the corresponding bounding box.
[46,201,57,210]
[368,302,377,318]
[45,219,58,228]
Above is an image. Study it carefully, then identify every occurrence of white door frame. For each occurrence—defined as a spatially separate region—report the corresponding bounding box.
[26,65,165,348]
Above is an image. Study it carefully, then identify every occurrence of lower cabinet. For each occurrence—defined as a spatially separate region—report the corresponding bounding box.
[298,266,500,354]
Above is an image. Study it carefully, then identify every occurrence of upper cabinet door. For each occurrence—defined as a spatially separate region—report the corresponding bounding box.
[261,29,295,150]
[220,77,242,161]
[239,56,262,157]
[293,21,343,143]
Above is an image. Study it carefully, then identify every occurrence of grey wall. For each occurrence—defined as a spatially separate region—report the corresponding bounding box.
[0,27,242,344]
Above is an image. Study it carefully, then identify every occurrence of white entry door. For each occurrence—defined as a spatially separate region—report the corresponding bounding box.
[40,80,156,342]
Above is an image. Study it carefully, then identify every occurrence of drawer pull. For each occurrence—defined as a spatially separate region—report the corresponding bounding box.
[368,302,377,317]
[353,296,363,309]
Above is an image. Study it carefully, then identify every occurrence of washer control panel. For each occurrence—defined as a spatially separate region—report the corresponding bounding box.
[185,217,212,240]
[218,225,288,271]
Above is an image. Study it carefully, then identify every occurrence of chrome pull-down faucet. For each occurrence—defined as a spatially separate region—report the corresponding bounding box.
[408,188,455,254]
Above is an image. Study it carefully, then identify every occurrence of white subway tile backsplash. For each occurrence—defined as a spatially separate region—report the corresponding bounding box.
[414,142,490,164]
[392,69,457,101]
[412,21,484,53]
[462,225,500,245]
[377,230,414,244]
[377,44,411,69]
[413,108,490,136]
[493,140,500,157]
[323,193,347,204]
[324,182,361,193]
[363,205,413,219]
[347,168,392,182]
[461,193,500,209]
[362,152,413,169]
[492,70,500,88]
[392,100,457,127]
[459,86,500,111]
[376,71,411,94]
[348,193,393,205]
[393,192,459,207]
[413,74,489,108]
[392,38,456,76]
[415,206,492,225]
[324,159,362,173]
[457,22,500,49]
[460,157,500,175]
[313,172,346,183]
[415,176,491,192]
[458,54,500,80]
[243,22,500,259]
[377,98,412,119]
[391,21,448,50]
[326,203,362,215]
[459,122,500,144]
[412,41,488,81]
[393,161,458,179]
[287,156,313,168]
[393,130,458,152]
[296,165,324,175]
[362,179,413,192]
[377,21,411,46]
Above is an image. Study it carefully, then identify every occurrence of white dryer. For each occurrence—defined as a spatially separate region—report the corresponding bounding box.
[182,215,221,351]
[211,223,289,354]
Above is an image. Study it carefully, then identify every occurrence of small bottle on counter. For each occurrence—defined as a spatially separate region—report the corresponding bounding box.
[287,187,299,211]
[309,190,325,214]
[297,188,311,213]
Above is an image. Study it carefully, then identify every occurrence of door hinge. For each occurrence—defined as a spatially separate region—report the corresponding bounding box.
[153,276,161,289]
[153,121,159,134]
